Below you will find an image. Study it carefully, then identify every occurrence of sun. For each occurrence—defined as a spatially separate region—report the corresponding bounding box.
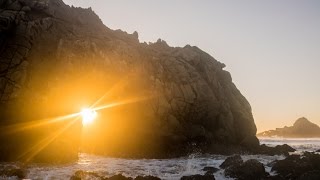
[80,108,97,126]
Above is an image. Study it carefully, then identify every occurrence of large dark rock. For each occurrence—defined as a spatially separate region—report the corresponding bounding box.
[271,152,320,179]
[70,171,162,180]
[297,170,320,180]
[224,159,267,180]
[0,0,258,160]
[257,144,296,156]
[220,155,268,179]
[134,176,161,180]
[202,166,219,175]
[220,155,243,169]
[180,174,215,180]
[258,117,320,138]
[108,174,133,180]
[0,165,25,179]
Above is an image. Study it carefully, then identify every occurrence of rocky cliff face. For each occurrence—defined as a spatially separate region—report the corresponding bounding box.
[257,117,320,138]
[0,0,257,161]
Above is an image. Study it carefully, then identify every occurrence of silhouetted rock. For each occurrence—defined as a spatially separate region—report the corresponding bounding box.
[224,159,267,180]
[257,144,296,156]
[135,175,161,180]
[258,117,320,138]
[297,170,320,180]
[271,152,320,179]
[262,175,286,180]
[70,171,161,180]
[220,155,268,179]
[220,155,243,169]
[0,165,25,179]
[202,166,219,175]
[180,174,215,180]
[0,0,258,160]
[240,135,260,150]
[109,174,133,180]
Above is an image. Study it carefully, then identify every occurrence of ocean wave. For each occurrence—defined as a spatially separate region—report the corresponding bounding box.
[2,138,319,179]
[259,137,320,152]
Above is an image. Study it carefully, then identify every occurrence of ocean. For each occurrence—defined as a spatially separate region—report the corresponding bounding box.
[2,138,320,180]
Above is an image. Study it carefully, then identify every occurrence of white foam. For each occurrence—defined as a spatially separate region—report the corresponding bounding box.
[11,138,320,179]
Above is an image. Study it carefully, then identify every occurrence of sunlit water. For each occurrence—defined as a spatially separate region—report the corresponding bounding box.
[2,138,320,180]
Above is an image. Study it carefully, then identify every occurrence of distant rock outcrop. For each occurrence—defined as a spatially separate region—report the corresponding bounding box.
[257,117,320,138]
[0,0,257,161]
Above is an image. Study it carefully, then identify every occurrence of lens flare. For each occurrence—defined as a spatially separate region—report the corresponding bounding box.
[81,108,97,126]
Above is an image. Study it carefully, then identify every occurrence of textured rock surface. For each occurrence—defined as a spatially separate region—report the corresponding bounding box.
[224,159,267,180]
[258,117,320,138]
[180,174,216,180]
[220,155,243,169]
[257,144,296,156]
[220,155,268,180]
[271,152,320,180]
[0,0,257,160]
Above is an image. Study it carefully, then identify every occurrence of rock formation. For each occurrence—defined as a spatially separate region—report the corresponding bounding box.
[0,0,257,161]
[257,117,320,138]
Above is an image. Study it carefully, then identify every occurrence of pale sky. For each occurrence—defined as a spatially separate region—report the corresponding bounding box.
[63,0,320,132]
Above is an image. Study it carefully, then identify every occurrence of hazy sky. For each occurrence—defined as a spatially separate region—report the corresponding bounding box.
[64,0,320,132]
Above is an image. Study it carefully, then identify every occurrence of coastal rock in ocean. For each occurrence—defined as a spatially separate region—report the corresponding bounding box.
[135,175,161,180]
[220,155,243,169]
[297,170,320,180]
[271,152,320,179]
[240,135,260,149]
[180,174,216,180]
[0,165,25,179]
[70,171,162,180]
[257,117,320,138]
[0,0,257,160]
[257,144,296,156]
[108,174,133,180]
[202,166,219,175]
[224,159,267,180]
[220,155,268,179]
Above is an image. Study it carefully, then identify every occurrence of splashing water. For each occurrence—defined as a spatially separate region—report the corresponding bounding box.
[2,138,320,180]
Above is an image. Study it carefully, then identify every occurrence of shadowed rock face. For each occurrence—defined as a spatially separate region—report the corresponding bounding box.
[257,117,320,138]
[0,0,257,161]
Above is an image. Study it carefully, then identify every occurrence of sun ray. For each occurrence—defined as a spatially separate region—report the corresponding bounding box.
[0,112,80,135]
[89,78,127,109]
[18,117,80,163]
[92,96,151,112]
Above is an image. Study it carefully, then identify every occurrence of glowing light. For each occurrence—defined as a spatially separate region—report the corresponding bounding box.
[81,108,97,126]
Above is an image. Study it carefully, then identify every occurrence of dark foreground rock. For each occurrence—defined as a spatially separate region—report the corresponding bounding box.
[220,155,268,180]
[297,170,320,180]
[219,155,243,169]
[0,0,258,160]
[181,174,215,180]
[135,176,161,180]
[271,152,320,179]
[0,165,25,179]
[70,171,161,180]
[202,166,219,175]
[108,174,133,180]
[257,144,296,156]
